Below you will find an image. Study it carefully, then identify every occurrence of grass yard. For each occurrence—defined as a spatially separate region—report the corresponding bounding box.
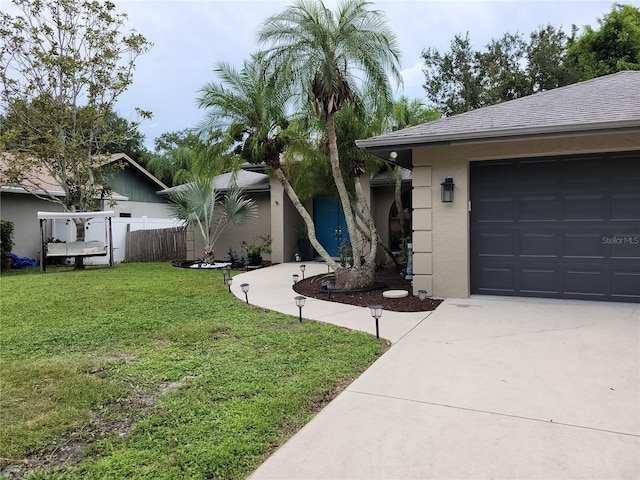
[0,263,385,479]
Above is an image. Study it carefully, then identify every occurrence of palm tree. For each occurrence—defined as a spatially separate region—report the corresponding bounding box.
[196,54,339,265]
[258,0,403,289]
[168,179,256,264]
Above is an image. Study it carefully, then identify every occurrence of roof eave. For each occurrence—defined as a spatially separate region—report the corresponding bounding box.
[357,120,640,169]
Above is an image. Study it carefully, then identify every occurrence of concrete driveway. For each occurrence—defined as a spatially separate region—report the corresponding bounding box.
[250,296,640,479]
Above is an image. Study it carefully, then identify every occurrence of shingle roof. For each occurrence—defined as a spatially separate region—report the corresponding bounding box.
[357,71,640,160]
[158,169,269,196]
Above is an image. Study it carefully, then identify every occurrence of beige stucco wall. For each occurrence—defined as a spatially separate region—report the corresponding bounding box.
[188,191,271,262]
[270,178,309,263]
[411,130,640,299]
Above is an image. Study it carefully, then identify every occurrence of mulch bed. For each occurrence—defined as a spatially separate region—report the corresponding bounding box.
[293,267,442,313]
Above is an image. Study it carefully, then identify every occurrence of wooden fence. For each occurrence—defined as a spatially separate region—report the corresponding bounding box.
[125,226,186,262]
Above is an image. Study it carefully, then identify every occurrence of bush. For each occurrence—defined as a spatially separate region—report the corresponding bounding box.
[0,220,15,259]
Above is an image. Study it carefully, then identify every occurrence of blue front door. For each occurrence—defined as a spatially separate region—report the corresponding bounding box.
[313,196,348,257]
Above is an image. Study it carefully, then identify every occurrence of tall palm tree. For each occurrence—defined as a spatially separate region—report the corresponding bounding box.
[197,54,339,266]
[258,0,403,289]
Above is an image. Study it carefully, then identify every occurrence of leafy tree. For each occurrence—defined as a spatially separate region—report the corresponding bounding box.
[422,26,570,114]
[102,113,148,163]
[422,33,484,115]
[0,0,151,268]
[168,179,256,264]
[567,3,640,79]
[142,129,201,186]
[257,0,402,289]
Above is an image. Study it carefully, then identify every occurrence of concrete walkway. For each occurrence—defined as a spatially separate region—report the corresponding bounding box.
[231,263,640,479]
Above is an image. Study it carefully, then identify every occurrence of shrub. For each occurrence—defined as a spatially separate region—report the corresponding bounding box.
[0,220,15,259]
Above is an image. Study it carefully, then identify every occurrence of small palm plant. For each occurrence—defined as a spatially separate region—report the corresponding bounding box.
[169,178,256,264]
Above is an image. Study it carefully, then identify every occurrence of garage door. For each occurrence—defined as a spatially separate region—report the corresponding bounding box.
[470,151,640,302]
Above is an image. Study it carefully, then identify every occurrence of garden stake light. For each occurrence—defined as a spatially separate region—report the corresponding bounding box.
[222,265,231,283]
[240,283,250,303]
[369,305,383,339]
[327,280,335,301]
[418,289,427,301]
[226,276,233,293]
[300,264,306,279]
[295,296,306,322]
[293,274,299,284]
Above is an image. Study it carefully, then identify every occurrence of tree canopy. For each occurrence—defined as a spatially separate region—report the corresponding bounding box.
[422,4,640,115]
[0,0,151,219]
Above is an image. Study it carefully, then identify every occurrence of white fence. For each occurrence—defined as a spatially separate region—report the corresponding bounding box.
[51,216,184,265]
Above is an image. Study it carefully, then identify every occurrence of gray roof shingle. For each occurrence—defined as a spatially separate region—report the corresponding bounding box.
[357,71,640,151]
[157,170,269,196]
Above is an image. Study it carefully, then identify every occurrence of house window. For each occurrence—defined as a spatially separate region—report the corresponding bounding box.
[119,213,132,218]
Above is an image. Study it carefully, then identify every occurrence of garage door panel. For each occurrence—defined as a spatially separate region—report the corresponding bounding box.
[477,232,515,256]
[476,198,515,223]
[519,195,558,221]
[519,159,559,184]
[520,233,558,258]
[563,269,606,297]
[476,266,516,294]
[562,156,605,183]
[611,272,640,299]
[520,267,558,294]
[471,152,640,302]
[563,233,606,259]
[563,194,606,221]
[608,234,640,259]
[611,194,640,220]
[610,154,640,181]
[474,162,515,186]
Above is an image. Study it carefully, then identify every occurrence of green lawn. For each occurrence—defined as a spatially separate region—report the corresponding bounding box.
[0,263,385,479]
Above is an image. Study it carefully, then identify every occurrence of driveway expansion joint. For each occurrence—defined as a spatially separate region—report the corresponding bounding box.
[345,390,640,438]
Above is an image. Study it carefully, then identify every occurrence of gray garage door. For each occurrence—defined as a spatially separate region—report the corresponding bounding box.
[470,151,640,302]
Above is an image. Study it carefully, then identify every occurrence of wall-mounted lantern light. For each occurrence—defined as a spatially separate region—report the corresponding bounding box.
[240,283,250,304]
[369,304,383,339]
[300,264,306,279]
[441,177,454,203]
[418,289,427,301]
[225,276,233,293]
[295,295,306,322]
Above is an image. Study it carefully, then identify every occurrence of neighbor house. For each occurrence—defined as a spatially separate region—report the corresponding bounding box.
[356,70,640,303]
[0,153,170,259]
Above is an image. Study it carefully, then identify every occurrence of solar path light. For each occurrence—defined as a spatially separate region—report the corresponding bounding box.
[295,296,306,322]
[226,276,233,293]
[293,274,299,284]
[240,283,250,304]
[300,264,306,279]
[369,304,383,339]
[418,289,428,301]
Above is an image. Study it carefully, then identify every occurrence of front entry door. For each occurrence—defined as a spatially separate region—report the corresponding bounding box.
[313,196,349,257]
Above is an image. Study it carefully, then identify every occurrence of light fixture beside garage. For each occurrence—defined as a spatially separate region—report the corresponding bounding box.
[441,177,455,203]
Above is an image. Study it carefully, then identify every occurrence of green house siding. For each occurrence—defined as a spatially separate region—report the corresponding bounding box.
[110,169,165,203]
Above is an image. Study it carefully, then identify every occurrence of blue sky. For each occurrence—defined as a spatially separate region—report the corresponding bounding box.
[18,0,632,147]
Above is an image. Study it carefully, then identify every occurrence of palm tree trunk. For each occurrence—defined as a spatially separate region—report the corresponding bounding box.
[273,167,339,271]
[326,113,361,264]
